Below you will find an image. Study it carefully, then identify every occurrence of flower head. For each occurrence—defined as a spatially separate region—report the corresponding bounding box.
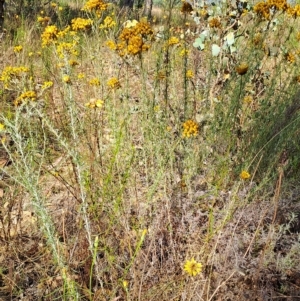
[89,78,100,86]
[71,18,93,31]
[100,16,116,29]
[41,81,54,89]
[62,75,71,83]
[85,98,103,108]
[41,25,59,47]
[182,119,198,138]
[14,90,37,106]
[14,45,23,53]
[168,36,180,46]
[209,17,221,28]
[184,258,202,276]
[181,1,193,14]
[236,63,248,75]
[186,70,194,79]
[107,77,121,89]
[240,170,250,180]
[82,0,108,17]
[0,66,29,89]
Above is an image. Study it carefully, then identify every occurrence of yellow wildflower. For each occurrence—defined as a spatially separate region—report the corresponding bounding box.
[123,280,128,289]
[82,0,108,17]
[236,62,248,75]
[14,45,23,53]
[89,78,100,86]
[181,1,193,14]
[41,81,53,89]
[253,2,271,19]
[99,16,116,29]
[182,120,198,138]
[85,98,104,108]
[37,16,50,25]
[41,25,59,47]
[0,123,5,131]
[62,75,71,83]
[71,18,93,31]
[107,77,121,89]
[240,170,250,180]
[184,258,202,276]
[56,41,78,58]
[286,52,295,63]
[186,70,194,79]
[168,36,180,46]
[243,95,253,104]
[57,26,70,39]
[14,90,37,106]
[106,40,117,50]
[69,59,79,67]
[77,73,85,79]
[209,17,221,28]
[179,49,190,57]
[0,66,29,89]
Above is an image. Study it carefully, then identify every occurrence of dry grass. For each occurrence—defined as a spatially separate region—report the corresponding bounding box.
[0,1,300,300]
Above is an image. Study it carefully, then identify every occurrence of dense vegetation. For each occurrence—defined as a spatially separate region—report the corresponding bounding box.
[0,0,300,300]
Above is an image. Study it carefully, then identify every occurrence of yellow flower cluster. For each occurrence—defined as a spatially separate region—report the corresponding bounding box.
[85,98,103,108]
[14,90,37,106]
[107,21,153,57]
[209,17,222,28]
[41,81,54,89]
[184,258,202,276]
[62,75,71,83]
[186,70,194,79]
[288,4,300,17]
[89,78,100,86]
[106,40,117,50]
[182,120,198,138]
[0,66,29,89]
[82,0,108,17]
[168,36,180,46]
[181,2,193,14]
[68,59,79,66]
[56,41,78,58]
[254,0,290,19]
[236,62,248,75]
[243,95,253,104]
[156,70,166,80]
[179,49,189,57]
[99,16,116,29]
[14,45,23,53]
[56,25,72,39]
[240,170,250,180]
[77,73,85,79]
[107,77,121,89]
[41,25,59,47]
[286,52,296,63]
[71,18,93,31]
[37,16,50,25]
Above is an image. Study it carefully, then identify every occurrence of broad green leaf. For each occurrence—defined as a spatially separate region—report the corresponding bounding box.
[225,32,235,46]
[212,44,221,56]
[193,38,205,50]
[230,45,237,53]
